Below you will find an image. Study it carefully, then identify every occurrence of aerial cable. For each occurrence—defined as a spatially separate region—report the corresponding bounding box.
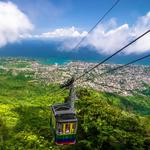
[82,53,150,83]
[48,0,121,92]
[72,0,121,51]
[57,53,150,99]
[50,30,150,95]
[74,30,150,82]
[52,53,150,96]
[99,54,150,76]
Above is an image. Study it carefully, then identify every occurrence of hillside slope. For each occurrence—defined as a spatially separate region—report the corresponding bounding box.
[0,72,150,150]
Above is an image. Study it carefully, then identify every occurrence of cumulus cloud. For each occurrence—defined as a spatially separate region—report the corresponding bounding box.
[86,24,130,54]
[36,12,150,55]
[0,1,33,47]
[86,12,150,55]
[18,9,150,55]
[37,26,87,39]
[31,26,88,51]
[127,12,150,54]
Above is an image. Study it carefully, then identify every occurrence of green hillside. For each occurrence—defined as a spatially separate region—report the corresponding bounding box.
[0,72,150,150]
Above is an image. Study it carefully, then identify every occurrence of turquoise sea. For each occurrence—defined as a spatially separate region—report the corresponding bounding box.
[37,56,150,66]
[0,40,149,65]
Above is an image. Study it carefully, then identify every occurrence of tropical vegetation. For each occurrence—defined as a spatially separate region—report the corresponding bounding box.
[0,69,150,150]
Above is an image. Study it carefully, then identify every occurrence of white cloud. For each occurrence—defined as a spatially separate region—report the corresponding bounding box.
[19,10,150,55]
[86,24,130,54]
[29,26,88,51]
[86,12,150,55]
[126,12,150,54]
[38,26,87,39]
[0,1,33,47]
[32,11,150,55]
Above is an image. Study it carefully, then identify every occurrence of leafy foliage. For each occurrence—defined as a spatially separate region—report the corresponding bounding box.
[0,72,150,150]
[76,88,150,150]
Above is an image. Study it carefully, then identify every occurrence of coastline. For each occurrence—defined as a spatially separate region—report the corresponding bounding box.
[0,56,150,66]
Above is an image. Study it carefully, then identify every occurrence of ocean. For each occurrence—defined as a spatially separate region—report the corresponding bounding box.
[0,40,149,65]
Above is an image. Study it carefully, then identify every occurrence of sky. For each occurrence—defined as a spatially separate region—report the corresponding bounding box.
[0,0,150,55]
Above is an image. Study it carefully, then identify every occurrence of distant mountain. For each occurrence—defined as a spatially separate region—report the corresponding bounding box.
[0,39,149,65]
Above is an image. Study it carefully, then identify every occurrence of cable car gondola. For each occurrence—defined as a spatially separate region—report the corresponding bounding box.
[50,77,78,145]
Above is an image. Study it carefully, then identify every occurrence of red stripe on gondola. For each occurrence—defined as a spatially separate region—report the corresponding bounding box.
[56,141,76,145]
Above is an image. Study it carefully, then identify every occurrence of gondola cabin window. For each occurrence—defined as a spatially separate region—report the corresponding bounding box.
[56,122,77,135]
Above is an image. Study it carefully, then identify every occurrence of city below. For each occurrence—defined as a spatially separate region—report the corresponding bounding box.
[0,57,149,96]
